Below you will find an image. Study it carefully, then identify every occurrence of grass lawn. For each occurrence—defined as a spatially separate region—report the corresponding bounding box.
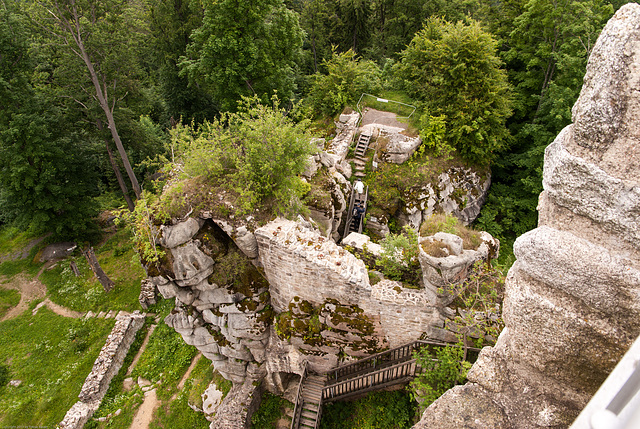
[0,307,115,426]
[0,289,20,319]
[40,229,144,313]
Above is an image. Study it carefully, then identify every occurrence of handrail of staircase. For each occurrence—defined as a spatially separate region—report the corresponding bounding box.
[326,339,480,383]
[290,361,309,429]
[322,358,418,403]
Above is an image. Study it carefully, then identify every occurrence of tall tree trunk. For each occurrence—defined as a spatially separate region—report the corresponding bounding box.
[106,139,135,211]
[64,6,142,198]
[98,119,135,211]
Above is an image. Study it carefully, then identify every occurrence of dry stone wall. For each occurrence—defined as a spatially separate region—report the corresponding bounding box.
[415,5,640,428]
[59,312,145,429]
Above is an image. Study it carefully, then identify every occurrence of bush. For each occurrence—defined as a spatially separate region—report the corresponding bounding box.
[394,18,512,165]
[410,345,471,413]
[251,392,291,429]
[168,96,314,216]
[308,49,382,116]
[376,226,421,286]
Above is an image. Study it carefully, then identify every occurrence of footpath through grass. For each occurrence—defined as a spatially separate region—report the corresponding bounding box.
[0,307,115,426]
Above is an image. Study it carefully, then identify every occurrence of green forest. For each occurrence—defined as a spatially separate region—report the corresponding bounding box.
[0,0,633,257]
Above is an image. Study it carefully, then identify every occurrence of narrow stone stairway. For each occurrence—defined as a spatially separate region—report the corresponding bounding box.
[297,374,326,429]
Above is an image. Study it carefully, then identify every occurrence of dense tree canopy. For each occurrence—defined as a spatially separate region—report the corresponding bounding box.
[0,0,627,247]
[180,0,304,111]
[395,18,512,165]
[0,7,99,239]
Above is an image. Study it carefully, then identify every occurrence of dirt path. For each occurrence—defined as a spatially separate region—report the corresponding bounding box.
[176,352,202,392]
[0,263,84,321]
[0,273,47,321]
[127,324,157,376]
[361,108,409,129]
[130,388,160,429]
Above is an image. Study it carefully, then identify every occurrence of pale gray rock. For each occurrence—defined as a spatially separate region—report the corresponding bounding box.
[160,218,202,249]
[342,232,382,256]
[171,242,214,287]
[415,6,640,428]
[302,155,319,178]
[234,226,259,259]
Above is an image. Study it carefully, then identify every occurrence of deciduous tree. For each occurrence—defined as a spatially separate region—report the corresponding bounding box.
[180,0,304,111]
[395,18,512,165]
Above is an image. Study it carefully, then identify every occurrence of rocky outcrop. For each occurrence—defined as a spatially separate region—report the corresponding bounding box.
[419,231,499,304]
[361,123,422,164]
[401,167,491,229]
[415,5,640,428]
[152,218,271,385]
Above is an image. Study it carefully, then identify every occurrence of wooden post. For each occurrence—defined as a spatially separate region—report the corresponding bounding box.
[83,247,115,292]
[69,260,81,277]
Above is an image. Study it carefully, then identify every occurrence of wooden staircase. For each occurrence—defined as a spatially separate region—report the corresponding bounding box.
[298,374,325,428]
[353,132,371,178]
[290,340,481,428]
[343,186,368,239]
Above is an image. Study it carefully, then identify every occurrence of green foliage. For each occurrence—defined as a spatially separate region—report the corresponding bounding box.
[181,0,304,111]
[0,308,114,426]
[376,226,421,285]
[417,114,452,158]
[0,364,9,387]
[395,17,512,165]
[148,0,217,123]
[0,7,100,240]
[40,234,144,313]
[149,386,211,429]
[168,96,315,217]
[441,261,505,347]
[251,392,292,429]
[0,289,20,320]
[308,49,382,116]
[117,191,166,267]
[410,344,471,412]
[132,321,198,398]
[476,0,614,254]
[320,390,415,429]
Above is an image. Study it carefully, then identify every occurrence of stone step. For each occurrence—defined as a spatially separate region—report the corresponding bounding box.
[353,159,365,166]
[354,172,366,178]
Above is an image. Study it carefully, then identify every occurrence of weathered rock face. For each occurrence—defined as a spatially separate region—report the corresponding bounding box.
[154,219,271,384]
[415,5,640,428]
[256,218,448,372]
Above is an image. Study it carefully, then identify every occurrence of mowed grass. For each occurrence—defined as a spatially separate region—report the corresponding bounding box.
[0,307,115,426]
[40,229,144,313]
[0,289,20,319]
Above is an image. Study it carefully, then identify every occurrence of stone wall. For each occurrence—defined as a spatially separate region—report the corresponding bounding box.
[59,311,145,429]
[415,5,640,428]
[255,218,446,369]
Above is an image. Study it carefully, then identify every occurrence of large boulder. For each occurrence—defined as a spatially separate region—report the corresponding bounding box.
[415,5,640,428]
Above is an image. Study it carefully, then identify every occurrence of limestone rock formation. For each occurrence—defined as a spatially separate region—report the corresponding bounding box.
[419,231,499,303]
[415,5,640,428]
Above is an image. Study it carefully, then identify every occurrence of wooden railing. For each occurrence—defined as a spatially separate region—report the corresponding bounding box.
[290,361,308,429]
[322,359,418,403]
[327,339,459,383]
